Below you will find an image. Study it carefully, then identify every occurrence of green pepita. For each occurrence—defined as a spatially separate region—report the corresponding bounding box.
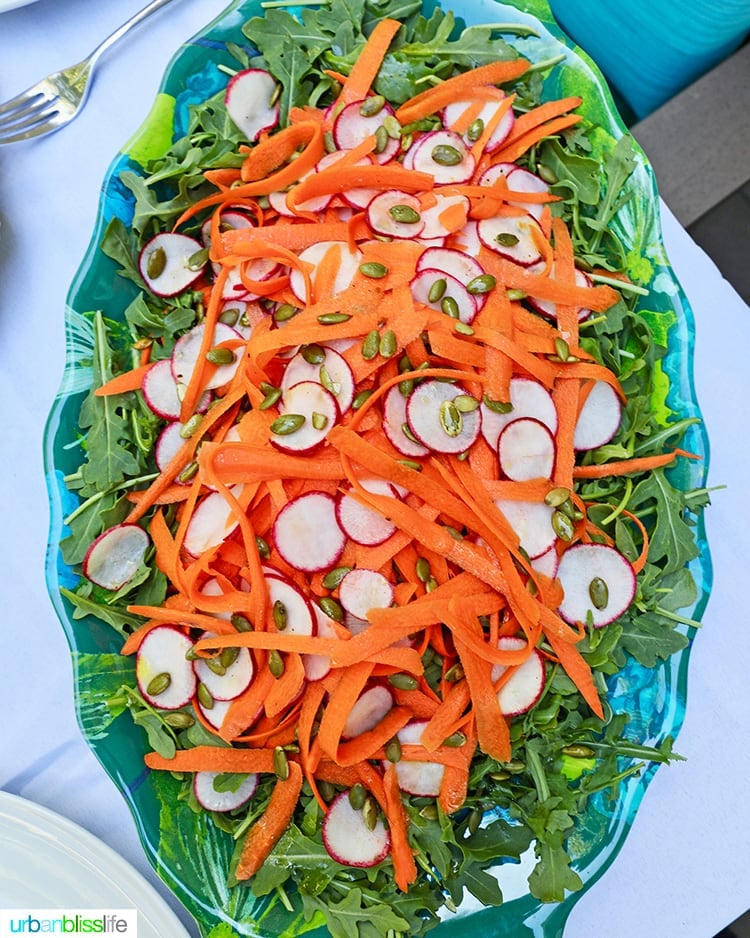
[453,393,479,413]
[441,295,460,319]
[147,672,171,697]
[455,322,474,336]
[187,247,209,271]
[177,461,199,485]
[273,599,288,631]
[219,308,240,326]
[467,118,485,142]
[146,246,167,280]
[383,114,402,139]
[495,231,520,247]
[273,745,290,780]
[318,780,336,802]
[466,273,497,295]
[443,731,467,748]
[545,486,571,507]
[588,576,609,610]
[388,672,419,691]
[398,458,422,471]
[205,657,227,676]
[552,508,575,541]
[504,760,526,773]
[359,94,385,117]
[349,782,367,810]
[256,535,271,559]
[259,386,283,410]
[419,803,439,820]
[444,662,465,683]
[352,389,374,409]
[231,613,253,633]
[311,411,329,431]
[163,711,195,729]
[323,130,336,153]
[268,649,285,679]
[384,736,402,763]
[506,288,526,301]
[361,329,380,360]
[317,312,351,325]
[415,556,431,583]
[467,808,483,834]
[379,329,397,358]
[425,575,438,592]
[359,261,389,279]
[197,682,214,710]
[431,144,463,166]
[318,597,344,623]
[554,336,570,362]
[562,743,596,758]
[400,422,420,445]
[322,566,351,590]
[537,163,558,184]
[362,796,379,831]
[301,343,326,365]
[180,414,203,439]
[206,346,236,366]
[428,278,447,303]
[274,303,299,323]
[388,204,421,225]
[374,124,389,154]
[439,399,463,437]
[482,393,513,414]
[319,364,340,395]
[270,413,306,435]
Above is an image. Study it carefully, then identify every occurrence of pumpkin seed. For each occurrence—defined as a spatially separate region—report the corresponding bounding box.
[439,399,463,437]
[187,247,209,271]
[318,780,336,802]
[163,711,195,729]
[398,378,414,397]
[177,462,199,486]
[388,672,419,691]
[431,144,462,166]
[443,731,467,748]
[268,649,285,678]
[428,278,447,303]
[323,130,336,153]
[348,782,367,810]
[147,672,171,697]
[352,389,374,409]
[318,312,351,325]
[537,162,558,184]
[588,576,609,610]
[180,414,203,439]
[444,662,464,683]
[256,535,270,559]
[562,744,596,758]
[453,393,479,413]
[269,81,282,106]
[359,261,389,279]
[506,288,526,301]
[490,770,511,781]
[273,599,288,630]
[504,760,526,773]
[545,486,571,507]
[206,346,236,366]
[146,246,167,280]
[301,343,325,364]
[374,124,389,154]
[361,329,380,360]
[467,118,485,142]
[482,393,513,414]
[273,745,290,780]
[270,413,306,435]
[398,459,422,471]
[259,386,282,410]
[132,337,153,351]
[388,204,421,225]
[383,114,401,139]
[219,308,240,326]
[197,682,214,710]
[311,411,329,431]
[400,132,413,151]
[419,803,439,820]
[359,94,385,117]
[384,736,402,763]
[495,232,520,247]
[322,566,351,590]
[441,295,460,319]
[400,422,420,445]
[554,336,570,361]
[551,508,575,541]
[205,657,227,676]
[445,526,463,542]
[362,796,379,831]
[415,557,431,583]
[454,322,474,336]
[466,273,497,295]
[379,329,397,358]
[467,808,483,834]
[274,303,299,322]
[231,613,253,632]
[425,575,438,592]
[319,597,344,623]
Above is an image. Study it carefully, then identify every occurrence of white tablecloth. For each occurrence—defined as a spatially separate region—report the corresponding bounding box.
[0,2,748,936]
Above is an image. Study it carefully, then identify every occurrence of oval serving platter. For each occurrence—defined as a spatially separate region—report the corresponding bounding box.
[44,1,711,936]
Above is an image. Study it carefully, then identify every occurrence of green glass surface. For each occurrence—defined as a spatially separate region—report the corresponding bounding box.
[43,1,712,936]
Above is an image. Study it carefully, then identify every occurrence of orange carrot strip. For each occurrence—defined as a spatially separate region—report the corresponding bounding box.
[265,652,306,718]
[94,362,153,397]
[220,668,277,742]
[235,761,304,881]
[453,636,511,762]
[144,745,276,774]
[382,763,419,891]
[573,448,699,479]
[546,630,604,719]
[336,19,403,107]
[317,661,374,758]
[420,680,471,751]
[335,707,413,766]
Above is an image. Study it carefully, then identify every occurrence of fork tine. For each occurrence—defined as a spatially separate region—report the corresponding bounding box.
[0,87,47,119]
[0,113,67,146]
[0,105,62,143]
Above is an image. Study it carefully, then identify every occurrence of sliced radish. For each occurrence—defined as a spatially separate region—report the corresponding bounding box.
[136,625,196,710]
[338,569,394,621]
[265,575,316,636]
[557,543,636,628]
[184,485,244,557]
[318,151,379,209]
[416,246,484,288]
[197,696,231,731]
[531,545,559,579]
[382,385,429,457]
[322,790,390,867]
[82,523,150,591]
[406,379,481,454]
[449,218,482,257]
[527,267,594,321]
[281,346,355,414]
[443,96,515,152]
[271,381,339,453]
[573,381,622,450]
[477,212,543,266]
[491,636,545,716]
[223,256,282,301]
[410,268,478,325]
[366,190,425,239]
[393,721,445,797]
[342,685,394,739]
[142,359,182,420]
[478,162,518,187]
[332,100,400,163]
[494,498,556,559]
[193,631,255,701]
[409,130,475,183]
[154,422,188,476]
[193,770,258,813]
[171,322,243,392]
[303,606,339,682]
[272,491,346,572]
[506,166,551,220]
[336,479,398,546]
[289,240,362,304]
[481,376,558,451]
[225,68,279,142]
[139,232,206,298]
[498,417,556,481]
[417,194,470,241]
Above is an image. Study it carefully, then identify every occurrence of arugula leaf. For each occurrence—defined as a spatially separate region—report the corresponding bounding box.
[301,887,410,938]
[620,612,690,668]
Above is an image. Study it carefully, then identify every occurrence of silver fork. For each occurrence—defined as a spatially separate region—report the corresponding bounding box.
[0,0,179,145]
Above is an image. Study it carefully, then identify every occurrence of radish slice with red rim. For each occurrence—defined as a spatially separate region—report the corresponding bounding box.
[196,696,231,732]
[184,485,244,558]
[142,359,210,420]
[491,636,546,716]
[477,211,544,266]
[443,96,515,152]
[281,346,355,414]
[573,380,622,451]
[393,720,445,797]
[406,378,481,454]
[494,498,556,559]
[382,384,429,458]
[289,241,362,304]
[448,218,482,257]
[171,322,243,392]
[139,232,206,298]
[82,523,150,591]
[336,478,398,546]
[417,194,469,241]
[193,770,259,813]
[136,625,197,710]
[527,266,594,321]
[409,130,475,183]
[303,607,339,681]
[154,422,189,477]
[342,685,394,739]
[497,417,556,481]
[272,490,346,573]
[505,166,551,220]
[416,246,484,287]
[530,545,559,580]
[225,68,280,142]
[271,380,339,453]
[366,190,425,239]
[481,376,557,451]
[193,632,255,701]
[332,100,400,163]
[410,268,478,325]
[557,543,636,628]
[265,575,317,636]
[338,568,394,621]
[322,790,390,867]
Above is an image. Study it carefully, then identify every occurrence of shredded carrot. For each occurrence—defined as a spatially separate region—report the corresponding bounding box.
[335,18,403,107]
[94,362,153,397]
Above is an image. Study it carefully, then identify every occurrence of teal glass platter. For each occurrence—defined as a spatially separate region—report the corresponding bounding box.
[43,1,712,936]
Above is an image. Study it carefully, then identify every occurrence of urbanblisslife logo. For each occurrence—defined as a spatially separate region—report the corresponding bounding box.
[0,911,137,935]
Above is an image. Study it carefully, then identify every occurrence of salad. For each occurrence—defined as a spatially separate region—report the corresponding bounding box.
[56,1,708,936]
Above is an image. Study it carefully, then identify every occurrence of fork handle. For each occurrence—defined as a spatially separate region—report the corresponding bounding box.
[87,0,179,69]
